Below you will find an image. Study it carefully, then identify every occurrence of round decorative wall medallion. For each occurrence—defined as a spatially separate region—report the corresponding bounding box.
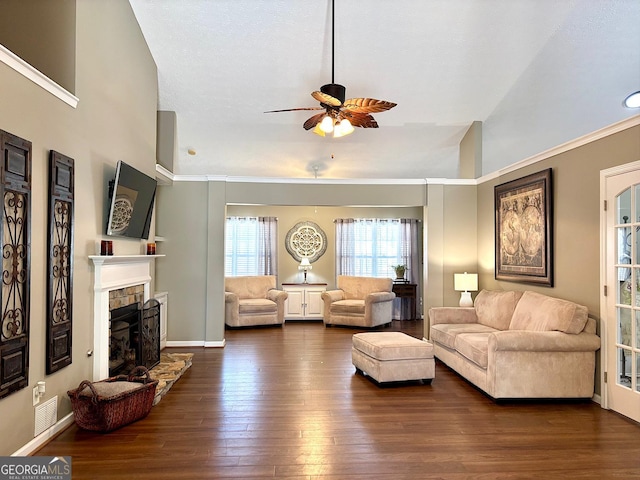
[285,221,327,262]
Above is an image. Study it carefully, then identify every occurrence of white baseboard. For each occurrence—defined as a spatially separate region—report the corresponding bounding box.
[165,339,226,348]
[13,412,75,456]
[165,340,204,347]
[592,393,601,405]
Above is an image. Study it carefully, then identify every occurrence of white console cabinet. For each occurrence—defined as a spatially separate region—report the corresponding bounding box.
[282,283,327,320]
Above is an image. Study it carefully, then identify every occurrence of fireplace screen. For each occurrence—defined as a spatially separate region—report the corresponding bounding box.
[142,299,160,371]
[108,300,160,376]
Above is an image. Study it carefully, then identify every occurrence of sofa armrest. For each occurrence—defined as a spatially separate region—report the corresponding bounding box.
[321,290,344,303]
[429,307,478,325]
[365,291,396,305]
[224,291,238,306]
[489,330,601,353]
[266,289,288,304]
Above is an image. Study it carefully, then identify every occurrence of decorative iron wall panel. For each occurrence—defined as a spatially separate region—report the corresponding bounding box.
[0,129,31,400]
[47,151,74,374]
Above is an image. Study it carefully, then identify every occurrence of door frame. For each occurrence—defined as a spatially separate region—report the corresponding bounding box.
[599,158,640,410]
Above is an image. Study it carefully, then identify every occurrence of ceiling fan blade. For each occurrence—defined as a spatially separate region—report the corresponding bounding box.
[311,90,342,107]
[343,112,379,128]
[264,107,324,113]
[303,112,326,130]
[342,98,397,114]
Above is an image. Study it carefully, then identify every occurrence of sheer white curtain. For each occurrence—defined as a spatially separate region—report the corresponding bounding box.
[335,218,356,275]
[225,216,278,276]
[334,218,420,319]
[400,219,420,284]
[397,219,420,319]
[257,216,278,275]
[334,218,419,279]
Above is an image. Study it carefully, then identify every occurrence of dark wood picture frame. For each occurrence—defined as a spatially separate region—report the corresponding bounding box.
[495,168,553,286]
[46,151,74,374]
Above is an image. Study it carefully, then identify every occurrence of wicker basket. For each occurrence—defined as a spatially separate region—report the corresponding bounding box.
[68,366,158,433]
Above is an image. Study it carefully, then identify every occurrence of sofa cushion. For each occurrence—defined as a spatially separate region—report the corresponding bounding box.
[430,323,498,349]
[225,276,276,299]
[238,299,277,314]
[337,276,392,300]
[454,333,491,368]
[509,291,588,334]
[331,299,365,316]
[474,290,523,330]
[352,332,433,361]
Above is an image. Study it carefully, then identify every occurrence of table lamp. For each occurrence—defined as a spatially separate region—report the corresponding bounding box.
[454,272,478,307]
[298,257,312,283]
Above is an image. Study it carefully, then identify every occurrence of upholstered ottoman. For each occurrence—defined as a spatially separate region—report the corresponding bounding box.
[352,332,435,384]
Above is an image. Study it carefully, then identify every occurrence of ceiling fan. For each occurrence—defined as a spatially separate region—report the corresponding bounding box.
[265,0,397,138]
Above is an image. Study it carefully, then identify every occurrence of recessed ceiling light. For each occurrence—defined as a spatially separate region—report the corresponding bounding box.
[187,148,197,156]
[623,91,640,109]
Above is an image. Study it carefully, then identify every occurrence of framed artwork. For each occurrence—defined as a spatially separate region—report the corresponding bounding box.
[495,168,553,286]
[285,221,327,262]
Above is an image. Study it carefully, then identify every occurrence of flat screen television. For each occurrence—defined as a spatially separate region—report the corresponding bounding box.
[106,161,157,239]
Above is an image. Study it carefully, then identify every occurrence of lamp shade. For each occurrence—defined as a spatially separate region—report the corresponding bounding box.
[454,272,478,292]
[298,257,312,269]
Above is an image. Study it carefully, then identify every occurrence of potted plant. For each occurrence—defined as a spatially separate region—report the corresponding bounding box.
[392,264,406,280]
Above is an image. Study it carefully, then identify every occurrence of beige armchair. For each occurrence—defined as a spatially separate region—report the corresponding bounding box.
[224,276,288,327]
[321,276,395,328]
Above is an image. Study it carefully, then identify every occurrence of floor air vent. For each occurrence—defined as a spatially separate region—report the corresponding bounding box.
[35,396,57,437]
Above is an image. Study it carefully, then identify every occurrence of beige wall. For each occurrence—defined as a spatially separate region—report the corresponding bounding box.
[0,0,76,92]
[155,181,209,343]
[478,126,640,314]
[226,204,424,290]
[0,0,157,455]
[156,182,431,344]
[425,183,478,315]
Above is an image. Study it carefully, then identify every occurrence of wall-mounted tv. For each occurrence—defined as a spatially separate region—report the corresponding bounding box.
[106,161,157,240]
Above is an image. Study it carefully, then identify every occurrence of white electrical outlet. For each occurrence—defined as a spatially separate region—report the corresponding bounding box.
[32,381,46,406]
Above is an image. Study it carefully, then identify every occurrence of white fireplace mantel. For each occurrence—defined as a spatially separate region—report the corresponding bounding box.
[90,255,164,380]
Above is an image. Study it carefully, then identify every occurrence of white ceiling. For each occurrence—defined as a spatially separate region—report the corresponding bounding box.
[129,0,640,180]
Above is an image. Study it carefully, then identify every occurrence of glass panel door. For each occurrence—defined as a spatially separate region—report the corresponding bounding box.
[605,168,640,422]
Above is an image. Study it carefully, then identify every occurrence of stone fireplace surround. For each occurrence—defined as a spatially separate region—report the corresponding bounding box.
[90,255,162,380]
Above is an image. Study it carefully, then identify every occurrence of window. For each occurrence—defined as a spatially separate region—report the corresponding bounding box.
[335,218,419,281]
[225,216,277,276]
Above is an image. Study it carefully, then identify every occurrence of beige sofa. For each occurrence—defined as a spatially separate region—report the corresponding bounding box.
[429,290,601,399]
[224,276,288,327]
[321,276,395,328]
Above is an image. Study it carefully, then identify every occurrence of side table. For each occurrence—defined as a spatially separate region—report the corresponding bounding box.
[392,283,417,320]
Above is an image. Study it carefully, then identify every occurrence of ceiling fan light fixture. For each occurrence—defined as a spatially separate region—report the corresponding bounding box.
[320,115,335,133]
[623,91,640,109]
[312,123,326,137]
[333,118,354,138]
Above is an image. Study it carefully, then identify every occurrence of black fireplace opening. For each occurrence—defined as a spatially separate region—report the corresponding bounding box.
[109,299,160,377]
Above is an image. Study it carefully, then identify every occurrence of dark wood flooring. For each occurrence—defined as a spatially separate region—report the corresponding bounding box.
[37,320,640,479]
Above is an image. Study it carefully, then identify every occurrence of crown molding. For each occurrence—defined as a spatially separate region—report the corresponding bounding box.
[0,44,79,108]
[223,176,426,185]
[478,115,640,184]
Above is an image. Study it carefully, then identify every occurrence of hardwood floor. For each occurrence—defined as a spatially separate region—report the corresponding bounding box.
[37,320,640,479]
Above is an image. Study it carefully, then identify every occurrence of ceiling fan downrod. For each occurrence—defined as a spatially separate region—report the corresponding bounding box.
[321,0,346,104]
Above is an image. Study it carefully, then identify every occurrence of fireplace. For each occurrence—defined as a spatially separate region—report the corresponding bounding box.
[110,304,140,376]
[109,300,160,376]
[90,255,162,380]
